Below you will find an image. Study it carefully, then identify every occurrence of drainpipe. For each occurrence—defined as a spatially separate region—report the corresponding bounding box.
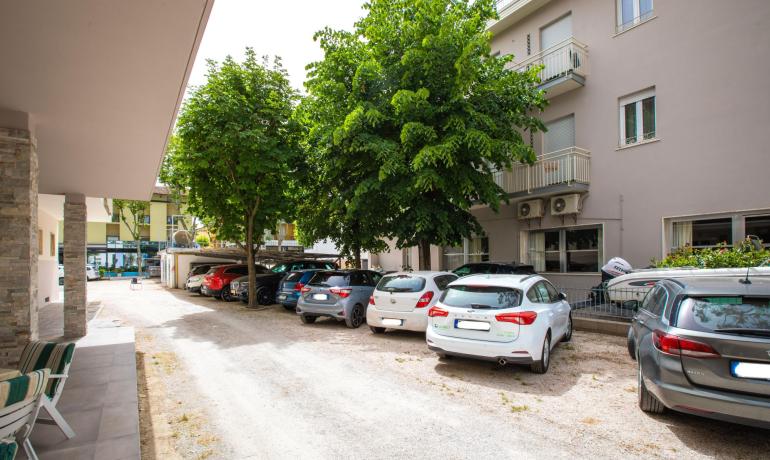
[619,194,624,258]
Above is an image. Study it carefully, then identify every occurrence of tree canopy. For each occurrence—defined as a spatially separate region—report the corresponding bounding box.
[301,0,546,269]
[166,49,301,306]
[112,199,149,272]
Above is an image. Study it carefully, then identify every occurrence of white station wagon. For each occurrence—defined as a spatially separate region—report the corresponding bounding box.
[426,274,572,374]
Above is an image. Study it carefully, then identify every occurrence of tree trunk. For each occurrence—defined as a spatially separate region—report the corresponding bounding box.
[136,243,142,275]
[353,245,362,269]
[246,218,258,309]
[418,239,431,270]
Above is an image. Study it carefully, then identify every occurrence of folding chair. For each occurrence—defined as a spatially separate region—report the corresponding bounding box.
[0,369,50,460]
[18,342,76,439]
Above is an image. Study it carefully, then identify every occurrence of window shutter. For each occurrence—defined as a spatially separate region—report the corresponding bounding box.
[543,115,575,154]
[540,14,572,51]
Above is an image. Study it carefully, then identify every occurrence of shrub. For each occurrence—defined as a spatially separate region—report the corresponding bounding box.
[653,238,770,268]
[195,233,210,248]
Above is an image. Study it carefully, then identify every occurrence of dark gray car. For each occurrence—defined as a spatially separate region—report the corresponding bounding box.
[296,269,382,328]
[628,276,770,428]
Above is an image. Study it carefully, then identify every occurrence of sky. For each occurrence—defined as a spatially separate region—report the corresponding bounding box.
[187,0,368,94]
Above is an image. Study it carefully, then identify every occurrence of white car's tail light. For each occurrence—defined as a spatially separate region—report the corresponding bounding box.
[415,291,434,308]
[495,311,537,325]
[428,306,448,317]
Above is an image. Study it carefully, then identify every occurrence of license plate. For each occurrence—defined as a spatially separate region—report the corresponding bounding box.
[455,320,490,331]
[277,294,287,301]
[382,318,403,327]
[312,293,328,301]
[731,361,770,380]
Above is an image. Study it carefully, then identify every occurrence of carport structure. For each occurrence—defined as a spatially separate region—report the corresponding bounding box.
[0,1,214,366]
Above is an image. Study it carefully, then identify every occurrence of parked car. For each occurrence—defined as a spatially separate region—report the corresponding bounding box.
[185,264,216,293]
[628,277,770,428]
[425,274,572,374]
[232,260,338,306]
[201,264,266,301]
[296,269,383,328]
[452,262,536,277]
[58,264,100,285]
[275,269,324,311]
[366,271,458,334]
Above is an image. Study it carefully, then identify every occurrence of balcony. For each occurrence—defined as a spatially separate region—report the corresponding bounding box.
[493,147,590,197]
[489,0,553,34]
[509,38,589,99]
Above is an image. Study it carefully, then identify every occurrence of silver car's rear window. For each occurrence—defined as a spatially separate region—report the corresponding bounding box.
[309,272,350,287]
[377,275,426,293]
[440,285,522,309]
[675,297,770,336]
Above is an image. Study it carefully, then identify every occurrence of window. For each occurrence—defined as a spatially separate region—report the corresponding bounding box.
[442,236,489,270]
[527,226,602,273]
[441,285,521,310]
[378,275,426,293]
[434,274,457,291]
[619,89,656,146]
[746,216,770,247]
[617,0,654,33]
[672,218,732,250]
[640,285,667,317]
[543,115,575,154]
[50,233,56,256]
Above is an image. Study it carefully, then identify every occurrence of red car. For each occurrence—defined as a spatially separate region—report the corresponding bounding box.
[201,264,260,301]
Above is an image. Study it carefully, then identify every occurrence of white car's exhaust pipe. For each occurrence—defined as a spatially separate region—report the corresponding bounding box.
[497,358,507,366]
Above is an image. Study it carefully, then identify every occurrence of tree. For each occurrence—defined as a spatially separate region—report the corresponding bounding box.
[295,29,393,267]
[112,199,149,273]
[168,49,301,307]
[194,233,211,248]
[160,135,202,244]
[308,0,547,269]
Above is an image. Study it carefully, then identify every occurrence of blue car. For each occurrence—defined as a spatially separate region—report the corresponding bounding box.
[275,269,322,311]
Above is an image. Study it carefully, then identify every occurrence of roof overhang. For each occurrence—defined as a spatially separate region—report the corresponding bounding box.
[488,0,552,35]
[0,0,214,200]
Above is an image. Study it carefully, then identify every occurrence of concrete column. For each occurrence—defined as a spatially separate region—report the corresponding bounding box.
[64,193,87,337]
[0,127,39,367]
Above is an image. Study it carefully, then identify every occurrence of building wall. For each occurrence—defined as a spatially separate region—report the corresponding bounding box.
[150,202,167,242]
[475,0,770,288]
[38,207,59,305]
[87,221,106,244]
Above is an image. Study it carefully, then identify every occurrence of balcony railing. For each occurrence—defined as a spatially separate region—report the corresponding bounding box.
[510,38,588,87]
[493,147,590,195]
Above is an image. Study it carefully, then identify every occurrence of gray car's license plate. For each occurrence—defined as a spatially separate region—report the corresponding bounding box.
[312,293,328,301]
[731,361,770,380]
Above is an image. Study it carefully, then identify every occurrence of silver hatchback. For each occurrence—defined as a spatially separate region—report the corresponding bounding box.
[628,276,770,428]
[296,270,383,328]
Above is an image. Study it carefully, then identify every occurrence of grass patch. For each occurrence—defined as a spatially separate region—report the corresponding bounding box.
[510,405,529,413]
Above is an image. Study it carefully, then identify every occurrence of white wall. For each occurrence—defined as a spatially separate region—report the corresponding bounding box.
[37,208,59,304]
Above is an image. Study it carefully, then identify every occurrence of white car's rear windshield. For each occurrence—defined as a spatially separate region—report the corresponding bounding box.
[377,275,426,293]
[440,285,522,309]
[676,296,770,337]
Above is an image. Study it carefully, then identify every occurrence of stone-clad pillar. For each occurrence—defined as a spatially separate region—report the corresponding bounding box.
[0,127,39,367]
[64,193,87,337]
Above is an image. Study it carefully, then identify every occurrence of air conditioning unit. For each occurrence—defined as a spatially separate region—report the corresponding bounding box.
[551,194,581,216]
[517,199,544,219]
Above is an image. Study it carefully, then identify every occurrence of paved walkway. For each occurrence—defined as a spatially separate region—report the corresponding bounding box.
[24,296,140,460]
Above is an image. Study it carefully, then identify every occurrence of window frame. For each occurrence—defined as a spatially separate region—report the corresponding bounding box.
[665,210,770,255]
[616,0,654,33]
[442,235,489,271]
[526,225,603,274]
[619,88,656,148]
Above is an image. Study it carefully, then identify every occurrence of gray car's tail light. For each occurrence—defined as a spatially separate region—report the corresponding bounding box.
[653,330,721,359]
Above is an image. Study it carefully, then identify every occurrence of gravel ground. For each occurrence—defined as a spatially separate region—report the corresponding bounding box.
[89,280,769,459]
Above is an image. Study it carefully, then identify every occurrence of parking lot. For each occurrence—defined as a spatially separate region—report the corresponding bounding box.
[90,280,769,459]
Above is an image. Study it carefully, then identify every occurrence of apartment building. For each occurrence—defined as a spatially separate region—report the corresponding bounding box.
[376,0,770,288]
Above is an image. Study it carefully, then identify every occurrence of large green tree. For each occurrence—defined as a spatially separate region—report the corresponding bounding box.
[112,199,149,273]
[305,0,546,269]
[168,49,301,307]
[296,28,393,267]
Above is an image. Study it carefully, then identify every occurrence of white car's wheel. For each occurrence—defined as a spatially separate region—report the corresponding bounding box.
[530,332,551,374]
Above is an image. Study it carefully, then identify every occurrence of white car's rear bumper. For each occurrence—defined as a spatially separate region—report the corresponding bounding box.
[366,305,428,332]
[425,325,543,363]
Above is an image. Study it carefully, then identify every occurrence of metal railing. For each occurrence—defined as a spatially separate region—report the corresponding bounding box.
[493,147,590,194]
[509,37,589,84]
[560,286,651,322]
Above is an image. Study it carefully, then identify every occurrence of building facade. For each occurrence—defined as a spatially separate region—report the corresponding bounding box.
[376,0,770,288]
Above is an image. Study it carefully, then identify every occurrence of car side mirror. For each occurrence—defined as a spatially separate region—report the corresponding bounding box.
[558,292,567,301]
[622,300,640,311]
